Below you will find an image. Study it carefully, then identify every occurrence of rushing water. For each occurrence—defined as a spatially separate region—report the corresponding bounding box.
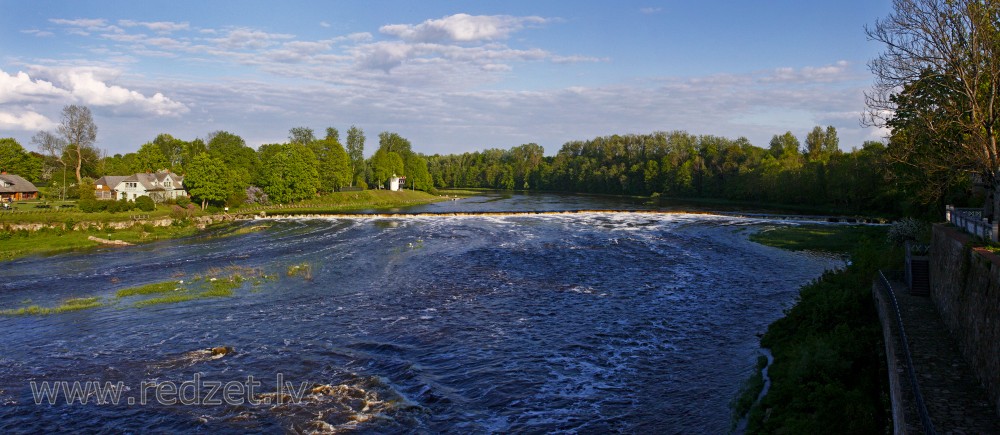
[0,193,841,433]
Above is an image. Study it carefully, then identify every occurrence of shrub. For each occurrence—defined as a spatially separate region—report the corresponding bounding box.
[78,199,102,213]
[245,186,269,205]
[175,195,191,207]
[170,205,187,220]
[135,195,156,212]
[887,217,925,246]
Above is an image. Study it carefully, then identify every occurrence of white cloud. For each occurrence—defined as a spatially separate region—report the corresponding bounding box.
[118,20,190,33]
[640,7,663,15]
[380,14,547,42]
[0,110,57,131]
[210,28,295,50]
[0,69,71,103]
[320,21,331,28]
[49,18,108,28]
[16,66,188,116]
[21,29,54,38]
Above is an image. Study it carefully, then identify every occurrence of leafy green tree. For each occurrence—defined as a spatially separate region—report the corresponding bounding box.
[185,152,232,209]
[369,148,404,189]
[804,126,839,162]
[403,153,432,191]
[377,131,412,155]
[311,138,352,193]
[346,125,365,186]
[134,142,170,173]
[325,127,339,143]
[0,138,43,181]
[288,127,315,146]
[257,143,319,203]
[207,131,258,190]
[153,133,186,171]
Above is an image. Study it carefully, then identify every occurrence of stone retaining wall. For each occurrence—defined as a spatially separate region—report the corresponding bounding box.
[930,224,1000,416]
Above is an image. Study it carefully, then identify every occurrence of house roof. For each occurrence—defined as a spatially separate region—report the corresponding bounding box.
[95,176,128,189]
[0,174,39,194]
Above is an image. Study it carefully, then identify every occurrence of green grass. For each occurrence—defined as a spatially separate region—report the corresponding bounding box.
[134,294,197,307]
[749,224,888,254]
[115,281,180,298]
[241,190,445,215]
[0,297,103,316]
[0,223,201,262]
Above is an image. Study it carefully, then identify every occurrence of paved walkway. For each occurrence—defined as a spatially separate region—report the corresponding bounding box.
[880,277,1000,434]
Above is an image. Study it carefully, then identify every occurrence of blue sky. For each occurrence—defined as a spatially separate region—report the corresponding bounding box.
[0,1,892,156]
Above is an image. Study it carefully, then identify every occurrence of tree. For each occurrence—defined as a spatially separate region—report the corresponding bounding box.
[57,105,98,185]
[0,138,43,181]
[325,127,339,143]
[369,148,404,189]
[377,131,412,155]
[153,133,186,171]
[768,132,801,162]
[311,138,352,193]
[185,153,232,210]
[866,0,1000,217]
[403,153,432,191]
[134,142,170,173]
[207,131,258,190]
[32,130,69,199]
[346,125,365,186]
[257,143,319,203]
[288,127,315,146]
[804,126,840,162]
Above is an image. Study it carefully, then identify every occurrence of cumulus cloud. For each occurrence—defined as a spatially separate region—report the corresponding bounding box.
[0,110,57,131]
[0,69,71,103]
[7,66,188,116]
[380,14,547,42]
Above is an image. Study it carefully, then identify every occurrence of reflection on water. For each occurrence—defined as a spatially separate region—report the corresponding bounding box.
[0,193,841,433]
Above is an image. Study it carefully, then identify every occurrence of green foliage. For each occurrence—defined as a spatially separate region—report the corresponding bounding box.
[207,131,258,190]
[175,195,191,207]
[426,130,918,216]
[743,228,897,434]
[185,152,233,209]
[311,138,352,193]
[257,143,319,203]
[134,195,155,212]
[0,137,43,182]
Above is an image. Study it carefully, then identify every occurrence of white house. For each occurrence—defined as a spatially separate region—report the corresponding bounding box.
[389,174,405,191]
[109,171,187,203]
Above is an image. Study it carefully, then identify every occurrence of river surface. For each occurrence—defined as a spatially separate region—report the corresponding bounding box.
[0,193,841,433]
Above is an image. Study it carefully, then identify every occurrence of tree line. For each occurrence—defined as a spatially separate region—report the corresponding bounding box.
[424,126,966,217]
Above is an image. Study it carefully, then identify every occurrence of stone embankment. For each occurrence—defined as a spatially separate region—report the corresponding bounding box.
[2,214,239,232]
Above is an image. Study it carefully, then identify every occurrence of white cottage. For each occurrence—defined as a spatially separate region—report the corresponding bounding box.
[112,171,187,203]
[388,174,405,191]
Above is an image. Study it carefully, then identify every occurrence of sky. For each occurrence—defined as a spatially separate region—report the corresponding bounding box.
[0,0,894,157]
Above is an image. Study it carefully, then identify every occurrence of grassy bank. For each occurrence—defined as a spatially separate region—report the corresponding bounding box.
[235,190,446,216]
[0,190,445,262]
[0,223,202,262]
[736,224,897,433]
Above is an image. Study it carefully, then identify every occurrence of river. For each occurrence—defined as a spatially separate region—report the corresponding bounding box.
[0,193,841,433]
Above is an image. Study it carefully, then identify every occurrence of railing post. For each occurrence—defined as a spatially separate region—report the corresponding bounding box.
[946,205,953,222]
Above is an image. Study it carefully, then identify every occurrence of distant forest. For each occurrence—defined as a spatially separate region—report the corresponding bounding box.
[425,127,971,218]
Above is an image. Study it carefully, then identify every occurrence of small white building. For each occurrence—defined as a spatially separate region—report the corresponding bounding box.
[388,174,405,191]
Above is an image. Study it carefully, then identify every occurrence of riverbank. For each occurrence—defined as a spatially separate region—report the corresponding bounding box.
[0,190,447,262]
[735,224,896,433]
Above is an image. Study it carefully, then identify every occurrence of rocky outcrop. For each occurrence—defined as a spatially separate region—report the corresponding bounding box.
[86,236,133,246]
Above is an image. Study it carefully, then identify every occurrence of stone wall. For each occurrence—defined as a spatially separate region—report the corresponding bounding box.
[930,224,1000,416]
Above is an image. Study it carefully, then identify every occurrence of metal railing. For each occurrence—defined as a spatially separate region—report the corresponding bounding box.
[946,205,997,242]
[877,270,936,435]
